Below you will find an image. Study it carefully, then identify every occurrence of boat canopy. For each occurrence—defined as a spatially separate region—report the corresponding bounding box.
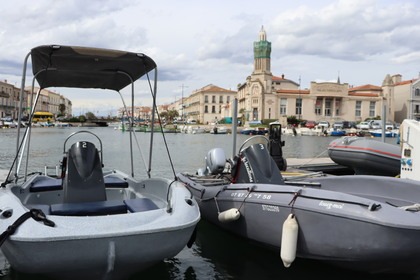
[30,45,157,91]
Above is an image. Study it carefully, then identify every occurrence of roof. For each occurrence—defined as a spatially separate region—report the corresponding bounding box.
[30,45,156,91]
[348,84,382,92]
[276,89,310,95]
[193,84,236,94]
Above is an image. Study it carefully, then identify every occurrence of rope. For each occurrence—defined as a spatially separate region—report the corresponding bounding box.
[0,209,55,247]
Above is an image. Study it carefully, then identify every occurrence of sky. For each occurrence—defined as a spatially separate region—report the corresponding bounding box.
[1,0,419,116]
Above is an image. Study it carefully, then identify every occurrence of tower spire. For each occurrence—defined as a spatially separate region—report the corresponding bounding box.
[259,25,267,41]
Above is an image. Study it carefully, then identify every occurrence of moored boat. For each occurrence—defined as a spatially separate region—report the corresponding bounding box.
[0,45,200,280]
[177,120,420,273]
[328,136,400,176]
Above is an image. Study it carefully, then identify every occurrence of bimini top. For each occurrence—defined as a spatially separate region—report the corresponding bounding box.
[30,45,157,91]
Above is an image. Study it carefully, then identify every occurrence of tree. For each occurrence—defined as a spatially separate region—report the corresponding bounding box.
[78,115,86,123]
[85,111,96,120]
[167,109,179,121]
[58,104,66,116]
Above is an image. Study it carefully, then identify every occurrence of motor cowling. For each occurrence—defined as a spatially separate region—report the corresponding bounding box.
[234,143,284,184]
[197,148,226,175]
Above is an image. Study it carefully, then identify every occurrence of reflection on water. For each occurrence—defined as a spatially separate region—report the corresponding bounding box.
[0,127,409,280]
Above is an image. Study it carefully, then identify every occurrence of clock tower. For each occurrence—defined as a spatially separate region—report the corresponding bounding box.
[253,26,271,75]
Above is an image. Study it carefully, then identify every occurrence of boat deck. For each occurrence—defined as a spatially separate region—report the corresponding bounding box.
[286,157,354,175]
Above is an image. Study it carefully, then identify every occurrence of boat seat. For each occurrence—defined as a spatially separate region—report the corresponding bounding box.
[30,177,62,192]
[103,175,129,188]
[30,175,129,192]
[62,141,106,203]
[50,200,127,216]
[124,198,159,212]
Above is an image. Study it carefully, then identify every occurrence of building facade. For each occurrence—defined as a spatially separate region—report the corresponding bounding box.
[183,84,236,124]
[410,78,420,120]
[0,80,23,119]
[234,27,418,124]
[26,87,72,117]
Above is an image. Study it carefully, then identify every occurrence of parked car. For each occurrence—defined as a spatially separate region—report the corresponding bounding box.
[305,120,317,129]
[318,121,330,129]
[357,121,370,130]
[385,122,395,130]
[342,121,357,129]
[333,121,344,129]
[370,120,382,129]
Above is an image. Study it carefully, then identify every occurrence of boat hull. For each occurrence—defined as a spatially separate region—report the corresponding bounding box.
[0,176,200,279]
[328,137,400,176]
[178,173,420,273]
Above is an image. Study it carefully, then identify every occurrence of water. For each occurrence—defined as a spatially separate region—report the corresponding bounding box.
[0,127,413,280]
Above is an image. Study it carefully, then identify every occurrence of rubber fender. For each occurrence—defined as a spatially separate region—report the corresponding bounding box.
[280,213,298,267]
[218,208,240,223]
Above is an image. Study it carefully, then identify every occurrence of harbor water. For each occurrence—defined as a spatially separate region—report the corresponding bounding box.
[0,126,415,280]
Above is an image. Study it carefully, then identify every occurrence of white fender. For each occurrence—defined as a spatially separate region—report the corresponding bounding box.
[218,208,240,223]
[280,213,299,267]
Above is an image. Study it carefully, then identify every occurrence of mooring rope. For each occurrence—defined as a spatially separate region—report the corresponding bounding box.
[0,209,55,247]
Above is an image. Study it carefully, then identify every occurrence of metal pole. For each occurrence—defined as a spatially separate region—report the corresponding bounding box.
[381,101,386,142]
[232,98,238,158]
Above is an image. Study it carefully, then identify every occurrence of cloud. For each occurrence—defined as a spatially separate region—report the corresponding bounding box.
[269,0,420,61]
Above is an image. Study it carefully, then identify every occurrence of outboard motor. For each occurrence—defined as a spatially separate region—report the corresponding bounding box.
[233,142,284,184]
[62,141,106,203]
[268,122,287,171]
[197,148,226,176]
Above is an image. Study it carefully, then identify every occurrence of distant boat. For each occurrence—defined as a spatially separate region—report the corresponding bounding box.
[329,129,346,137]
[210,126,228,134]
[328,136,400,176]
[369,129,399,138]
[240,127,268,135]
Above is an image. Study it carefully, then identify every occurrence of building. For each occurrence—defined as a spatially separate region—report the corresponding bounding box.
[410,77,420,120]
[183,84,236,124]
[0,80,22,119]
[236,26,412,124]
[26,87,72,118]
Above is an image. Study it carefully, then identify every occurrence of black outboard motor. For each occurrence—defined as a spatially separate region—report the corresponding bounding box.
[233,142,284,184]
[268,122,287,171]
[62,141,106,203]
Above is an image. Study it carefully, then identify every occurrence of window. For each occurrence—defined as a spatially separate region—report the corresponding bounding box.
[219,96,223,103]
[324,98,331,116]
[369,101,376,117]
[212,105,216,113]
[204,95,208,103]
[219,105,221,113]
[355,101,361,117]
[227,96,230,103]
[295,98,302,116]
[315,98,322,115]
[335,100,340,116]
[204,105,208,113]
[280,98,287,115]
[415,88,420,97]
[415,105,419,114]
[212,96,216,103]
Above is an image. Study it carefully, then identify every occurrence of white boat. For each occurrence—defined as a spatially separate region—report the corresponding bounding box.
[186,125,206,134]
[0,45,200,280]
[210,125,228,134]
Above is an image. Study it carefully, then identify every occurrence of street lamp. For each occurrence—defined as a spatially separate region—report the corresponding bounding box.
[180,84,188,122]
